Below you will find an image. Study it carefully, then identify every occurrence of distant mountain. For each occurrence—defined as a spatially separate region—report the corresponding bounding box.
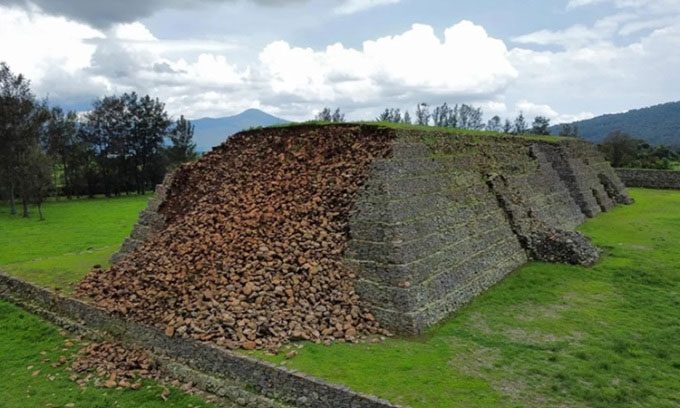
[551,101,680,146]
[192,109,289,151]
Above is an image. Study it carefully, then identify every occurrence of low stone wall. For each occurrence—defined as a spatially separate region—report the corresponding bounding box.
[0,273,399,408]
[616,168,680,190]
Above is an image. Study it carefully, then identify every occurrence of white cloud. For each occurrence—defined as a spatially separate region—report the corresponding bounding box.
[259,21,517,107]
[3,0,680,126]
[0,6,103,82]
[334,0,400,15]
[515,100,594,123]
[568,0,680,13]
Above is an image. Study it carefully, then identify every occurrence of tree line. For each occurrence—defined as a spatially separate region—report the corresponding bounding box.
[598,130,680,169]
[0,63,198,219]
[318,103,579,136]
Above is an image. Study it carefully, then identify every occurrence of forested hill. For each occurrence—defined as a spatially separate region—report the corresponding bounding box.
[552,101,680,146]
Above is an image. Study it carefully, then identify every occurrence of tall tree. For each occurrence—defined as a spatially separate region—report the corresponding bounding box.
[513,112,528,134]
[43,107,79,197]
[16,144,52,219]
[377,108,402,123]
[530,116,551,135]
[503,119,512,134]
[433,103,450,127]
[316,107,332,122]
[81,92,169,196]
[128,93,170,194]
[0,62,50,215]
[415,103,430,126]
[402,110,412,125]
[167,115,198,168]
[486,115,502,132]
[331,108,345,123]
[559,123,579,137]
[460,104,484,130]
[376,108,391,122]
[599,131,639,167]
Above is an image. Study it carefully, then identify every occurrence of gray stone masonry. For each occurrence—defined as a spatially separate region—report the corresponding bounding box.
[110,171,176,264]
[348,131,631,335]
[616,168,680,189]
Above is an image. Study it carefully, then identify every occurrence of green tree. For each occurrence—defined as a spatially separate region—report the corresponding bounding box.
[43,107,79,197]
[17,144,53,219]
[0,62,51,216]
[486,115,502,132]
[599,131,639,167]
[402,111,412,125]
[316,107,332,121]
[530,116,551,135]
[331,108,345,123]
[433,103,450,127]
[559,123,579,137]
[128,93,171,194]
[415,103,430,126]
[81,92,170,196]
[513,112,527,134]
[167,115,198,168]
[502,119,512,134]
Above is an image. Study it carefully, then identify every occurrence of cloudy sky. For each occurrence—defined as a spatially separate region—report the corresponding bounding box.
[1,0,678,123]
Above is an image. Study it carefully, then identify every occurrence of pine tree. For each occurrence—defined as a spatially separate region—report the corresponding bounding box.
[167,115,198,169]
[513,112,527,134]
[316,107,332,121]
[415,103,430,126]
[331,108,345,123]
[503,119,512,134]
[403,111,412,124]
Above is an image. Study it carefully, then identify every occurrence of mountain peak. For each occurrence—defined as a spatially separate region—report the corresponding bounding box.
[192,109,289,151]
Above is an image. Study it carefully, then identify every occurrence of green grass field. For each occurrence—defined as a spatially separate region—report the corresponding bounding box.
[0,300,213,408]
[0,195,148,293]
[253,188,680,408]
[1,190,679,407]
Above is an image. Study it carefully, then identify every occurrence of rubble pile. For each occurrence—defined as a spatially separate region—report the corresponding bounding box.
[77,125,393,350]
[71,342,160,389]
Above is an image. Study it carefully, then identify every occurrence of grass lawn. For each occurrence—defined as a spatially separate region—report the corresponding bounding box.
[1,189,679,407]
[252,188,680,408]
[0,300,214,408]
[0,195,148,293]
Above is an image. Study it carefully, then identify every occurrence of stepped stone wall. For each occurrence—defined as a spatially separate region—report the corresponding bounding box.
[616,168,680,189]
[346,131,631,334]
[110,125,631,335]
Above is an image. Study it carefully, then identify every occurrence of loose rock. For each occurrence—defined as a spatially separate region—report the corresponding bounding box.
[77,125,393,350]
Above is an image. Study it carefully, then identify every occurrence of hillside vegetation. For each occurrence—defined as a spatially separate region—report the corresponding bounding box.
[554,101,680,146]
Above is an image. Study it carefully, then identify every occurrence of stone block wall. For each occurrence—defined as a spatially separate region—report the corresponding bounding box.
[110,172,176,264]
[348,131,631,334]
[616,168,680,189]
